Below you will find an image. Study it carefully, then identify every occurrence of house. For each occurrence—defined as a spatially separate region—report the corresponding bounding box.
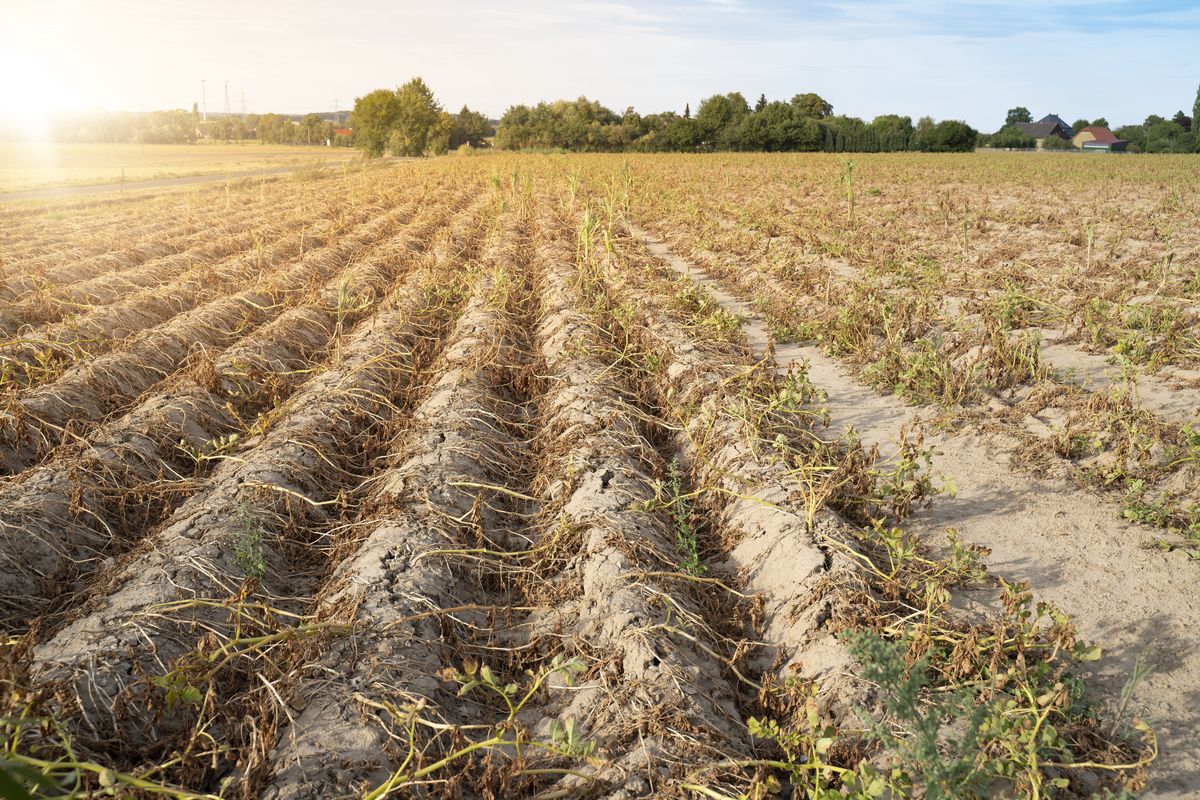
[1037,114,1074,137]
[1072,126,1128,152]
[1016,114,1074,147]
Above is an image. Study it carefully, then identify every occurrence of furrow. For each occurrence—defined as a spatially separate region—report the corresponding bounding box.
[29,270,463,763]
[513,221,752,796]
[0,202,414,473]
[261,243,527,799]
[593,235,867,721]
[0,184,424,389]
[0,193,287,302]
[0,202,334,336]
[0,200,454,628]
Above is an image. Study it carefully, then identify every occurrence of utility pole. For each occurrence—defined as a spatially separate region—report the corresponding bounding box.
[201,79,207,121]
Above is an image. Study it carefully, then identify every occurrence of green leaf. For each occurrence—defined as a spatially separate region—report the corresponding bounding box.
[0,761,56,800]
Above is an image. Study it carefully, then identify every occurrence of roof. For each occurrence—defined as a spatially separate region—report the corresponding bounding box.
[1038,114,1074,136]
[333,127,352,136]
[1079,126,1119,143]
[1017,121,1065,138]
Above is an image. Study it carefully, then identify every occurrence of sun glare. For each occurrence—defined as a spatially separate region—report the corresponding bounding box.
[0,47,86,139]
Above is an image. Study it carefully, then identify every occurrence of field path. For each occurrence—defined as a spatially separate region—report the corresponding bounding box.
[630,223,1200,799]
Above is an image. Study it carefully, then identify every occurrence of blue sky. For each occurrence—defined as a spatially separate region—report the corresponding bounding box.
[2,0,1199,130]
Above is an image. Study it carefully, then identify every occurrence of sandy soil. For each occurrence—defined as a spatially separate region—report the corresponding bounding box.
[632,223,1200,798]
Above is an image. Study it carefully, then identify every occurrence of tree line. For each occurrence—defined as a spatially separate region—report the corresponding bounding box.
[346,79,976,156]
[22,106,355,146]
[493,92,977,153]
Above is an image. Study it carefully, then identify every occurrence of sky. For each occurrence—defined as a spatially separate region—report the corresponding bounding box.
[2,0,1199,131]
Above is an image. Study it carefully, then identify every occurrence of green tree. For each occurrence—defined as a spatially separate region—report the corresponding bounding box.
[791,92,833,119]
[870,114,914,151]
[732,101,820,151]
[1146,120,1186,152]
[910,115,935,151]
[1041,133,1073,150]
[1071,118,1089,133]
[257,113,291,144]
[754,93,767,112]
[1004,106,1032,127]
[1193,84,1200,139]
[1092,116,1109,129]
[390,77,443,156]
[660,114,700,151]
[1171,110,1192,132]
[991,125,1037,149]
[1114,124,1147,150]
[299,113,325,145]
[926,120,977,152]
[351,88,401,156]
[425,110,456,155]
[695,92,750,148]
[450,105,493,148]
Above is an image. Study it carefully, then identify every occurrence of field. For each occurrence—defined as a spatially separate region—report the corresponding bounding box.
[0,142,360,194]
[0,151,1196,799]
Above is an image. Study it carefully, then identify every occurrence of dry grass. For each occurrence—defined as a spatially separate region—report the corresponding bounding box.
[0,141,361,194]
[0,153,1183,799]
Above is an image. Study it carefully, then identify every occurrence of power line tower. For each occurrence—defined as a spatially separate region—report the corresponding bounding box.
[223,80,231,116]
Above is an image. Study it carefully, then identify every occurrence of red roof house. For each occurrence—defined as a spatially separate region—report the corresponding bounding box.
[1072,126,1128,151]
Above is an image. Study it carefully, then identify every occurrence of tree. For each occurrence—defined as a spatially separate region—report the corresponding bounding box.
[299,113,325,145]
[1071,119,1090,133]
[991,125,1037,149]
[1092,117,1109,129]
[695,92,750,148]
[910,116,935,151]
[754,93,767,113]
[926,120,977,152]
[425,111,456,155]
[870,114,914,151]
[684,103,690,119]
[351,89,401,156]
[450,105,493,148]
[1145,120,1185,152]
[390,77,443,156]
[494,97,619,151]
[659,114,700,151]
[1004,107,1033,128]
[1115,124,1147,151]
[732,101,820,151]
[1041,133,1073,150]
[1194,84,1200,140]
[791,93,832,119]
[1171,110,1192,132]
